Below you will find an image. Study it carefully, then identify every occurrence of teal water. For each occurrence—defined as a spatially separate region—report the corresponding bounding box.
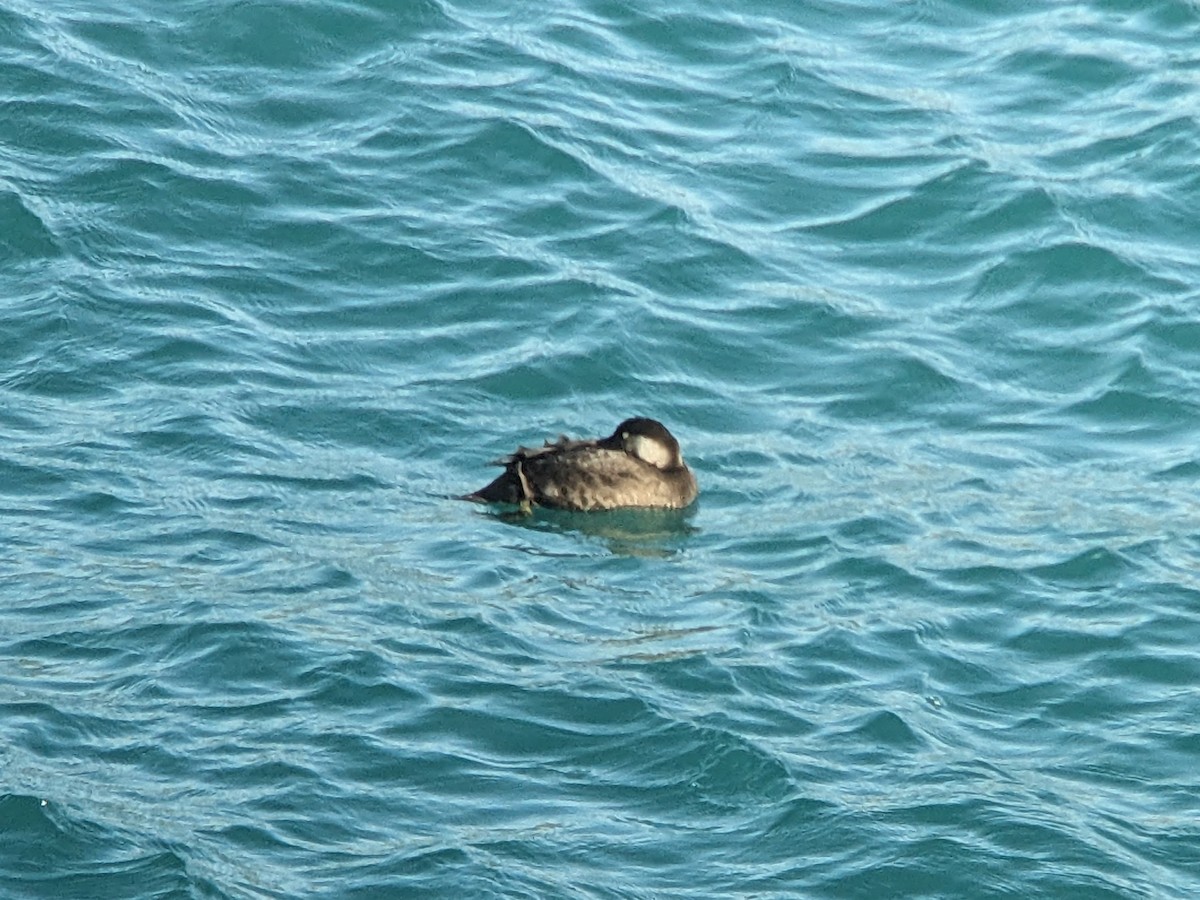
[3,0,1200,896]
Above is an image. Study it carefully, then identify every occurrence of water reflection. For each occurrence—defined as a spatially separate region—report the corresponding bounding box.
[480,503,700,557]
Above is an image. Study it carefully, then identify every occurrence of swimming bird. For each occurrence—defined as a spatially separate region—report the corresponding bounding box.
[463,417,698,511]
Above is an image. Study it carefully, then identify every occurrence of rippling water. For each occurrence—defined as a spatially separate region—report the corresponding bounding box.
[4,0,1200,896]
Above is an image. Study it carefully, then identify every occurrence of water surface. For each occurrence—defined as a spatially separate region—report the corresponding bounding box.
[3,0,1200,896]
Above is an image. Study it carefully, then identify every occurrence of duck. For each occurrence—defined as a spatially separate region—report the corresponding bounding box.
[463,417,698,511]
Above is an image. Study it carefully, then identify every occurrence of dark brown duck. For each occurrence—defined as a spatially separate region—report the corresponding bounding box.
[463,417,698,511]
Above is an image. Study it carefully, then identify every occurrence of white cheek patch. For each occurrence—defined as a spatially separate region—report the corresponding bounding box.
[630,434,674,469]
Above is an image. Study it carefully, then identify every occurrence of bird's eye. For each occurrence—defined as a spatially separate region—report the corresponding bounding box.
[622,432,629,439]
